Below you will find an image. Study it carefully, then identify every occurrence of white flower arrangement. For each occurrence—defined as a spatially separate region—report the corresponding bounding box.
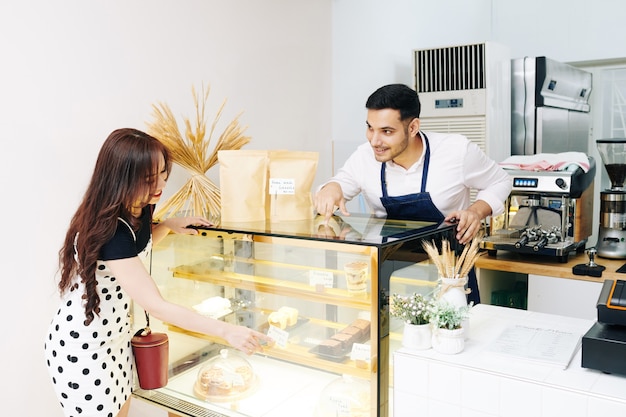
[389,293,434,325]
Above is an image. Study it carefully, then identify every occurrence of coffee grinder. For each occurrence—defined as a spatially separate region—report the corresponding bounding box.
[596,139,626,259]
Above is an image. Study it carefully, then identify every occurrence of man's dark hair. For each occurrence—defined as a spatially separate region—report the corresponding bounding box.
[365,84,421,120]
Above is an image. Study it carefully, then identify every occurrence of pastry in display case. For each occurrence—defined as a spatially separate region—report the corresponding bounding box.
[194,348,258,402]
[267,306,299,329]
[313,318,371,360]
[132,214,455,417]
[193,296,232,318]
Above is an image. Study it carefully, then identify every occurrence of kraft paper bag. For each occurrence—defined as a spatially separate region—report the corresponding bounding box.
[218,149,319,223]
[268,150,319,222]
[218,150,269,222]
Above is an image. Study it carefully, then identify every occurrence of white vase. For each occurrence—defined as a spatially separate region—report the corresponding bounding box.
[432,327,465,354]
[402,322,432,350]
[439,276,470,338]
[439,276,468,308]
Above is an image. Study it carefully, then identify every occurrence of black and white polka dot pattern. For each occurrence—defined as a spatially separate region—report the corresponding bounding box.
[44,256,141,417]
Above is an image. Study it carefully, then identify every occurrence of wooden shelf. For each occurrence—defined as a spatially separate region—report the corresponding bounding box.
[475,251,624,282]
[171,265,372,309]
[166,324,373,380]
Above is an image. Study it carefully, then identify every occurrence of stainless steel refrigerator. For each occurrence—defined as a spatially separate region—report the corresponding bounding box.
[511,56,592,155]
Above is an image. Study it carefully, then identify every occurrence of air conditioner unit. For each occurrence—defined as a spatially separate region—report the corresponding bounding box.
[413,42,511,163]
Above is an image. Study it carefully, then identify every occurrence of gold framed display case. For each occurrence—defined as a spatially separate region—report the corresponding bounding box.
[132,214,455,417]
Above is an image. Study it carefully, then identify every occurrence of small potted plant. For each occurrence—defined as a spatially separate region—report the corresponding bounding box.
[429,300,470,354]
[390,293,435,350]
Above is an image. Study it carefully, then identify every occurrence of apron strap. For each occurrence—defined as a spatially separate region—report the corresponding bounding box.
[420,133,431,192]
[117,217,151,328]
[117,217,137,242]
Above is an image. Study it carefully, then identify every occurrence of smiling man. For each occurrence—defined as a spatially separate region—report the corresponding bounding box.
[314,83,512,303]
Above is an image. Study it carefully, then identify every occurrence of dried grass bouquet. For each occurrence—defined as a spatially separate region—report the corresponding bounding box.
[146,84,251,221]
[421,233,483,279]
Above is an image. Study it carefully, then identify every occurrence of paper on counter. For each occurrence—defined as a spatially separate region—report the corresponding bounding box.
[485,324,582,369]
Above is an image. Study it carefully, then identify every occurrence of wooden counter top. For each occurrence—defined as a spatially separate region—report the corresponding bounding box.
[475,250,626,283]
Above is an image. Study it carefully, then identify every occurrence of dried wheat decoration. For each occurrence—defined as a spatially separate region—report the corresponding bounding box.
[421,233,484,278]
[146,84,251,221]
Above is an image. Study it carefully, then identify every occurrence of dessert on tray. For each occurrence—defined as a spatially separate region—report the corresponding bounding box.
[192,296,232,319]
[316,319,371,358]
[267,306,300,329]
[193,349,258,401]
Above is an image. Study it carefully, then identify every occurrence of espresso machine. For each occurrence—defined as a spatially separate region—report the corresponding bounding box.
[596,139,626,259]
[481,158,595,262]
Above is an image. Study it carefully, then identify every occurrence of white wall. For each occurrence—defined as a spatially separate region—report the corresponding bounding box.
[332,0,494,148]
[0,1,331,415]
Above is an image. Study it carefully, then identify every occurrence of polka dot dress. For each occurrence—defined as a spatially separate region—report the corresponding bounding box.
[44,259,133,417]
[45,214,152,417]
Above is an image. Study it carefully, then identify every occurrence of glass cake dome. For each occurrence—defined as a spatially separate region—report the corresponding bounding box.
[316,374,371,417]
[193,348,258,402]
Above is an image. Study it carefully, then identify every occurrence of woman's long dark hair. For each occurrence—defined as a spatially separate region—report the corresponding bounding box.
[58,128,172,325]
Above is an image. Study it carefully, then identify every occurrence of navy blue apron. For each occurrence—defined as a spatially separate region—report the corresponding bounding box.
[379,134,480,304]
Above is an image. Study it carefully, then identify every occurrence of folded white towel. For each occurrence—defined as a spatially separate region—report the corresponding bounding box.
[499,152,590,172]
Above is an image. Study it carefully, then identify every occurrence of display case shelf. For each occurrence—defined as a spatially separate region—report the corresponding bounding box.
[171,268,372,310]
[165,325,372,380]
[134,214,455,417]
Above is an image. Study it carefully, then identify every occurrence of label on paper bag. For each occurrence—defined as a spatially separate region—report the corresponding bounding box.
[269,178,296,195]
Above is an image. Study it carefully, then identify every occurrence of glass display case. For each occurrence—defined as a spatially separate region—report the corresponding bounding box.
[132,214,455,417]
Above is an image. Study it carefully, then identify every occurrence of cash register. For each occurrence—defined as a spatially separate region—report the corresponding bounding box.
[582,279,626,376]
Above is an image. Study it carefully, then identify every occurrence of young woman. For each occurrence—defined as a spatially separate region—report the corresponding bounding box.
[44,128,271,417]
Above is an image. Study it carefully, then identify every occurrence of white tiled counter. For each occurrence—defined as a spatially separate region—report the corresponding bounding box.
[393,304,626,417]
